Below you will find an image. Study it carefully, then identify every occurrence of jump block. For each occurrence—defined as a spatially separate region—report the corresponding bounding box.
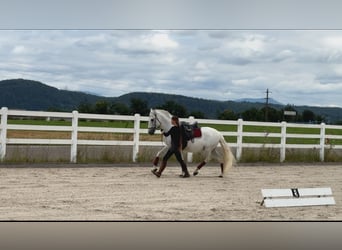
[261,187,335,208]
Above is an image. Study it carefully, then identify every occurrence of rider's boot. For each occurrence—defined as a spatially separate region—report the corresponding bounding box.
[180,161,190,178]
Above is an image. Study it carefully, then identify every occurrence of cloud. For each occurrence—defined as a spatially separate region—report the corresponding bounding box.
[117,31,179,54]
[1,30,342,107]
[321,36,342,50]
[12,45,28,54]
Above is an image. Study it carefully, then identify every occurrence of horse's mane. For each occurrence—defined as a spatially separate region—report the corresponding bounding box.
[154,109,172,118]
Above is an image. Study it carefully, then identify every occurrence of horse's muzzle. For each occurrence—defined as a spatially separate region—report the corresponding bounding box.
[148,127,156,135]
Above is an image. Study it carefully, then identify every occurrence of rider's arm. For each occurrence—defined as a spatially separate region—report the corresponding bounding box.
[163,126,174,137]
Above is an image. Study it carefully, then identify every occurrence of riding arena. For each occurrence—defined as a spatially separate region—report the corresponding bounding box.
[0,108,341,220]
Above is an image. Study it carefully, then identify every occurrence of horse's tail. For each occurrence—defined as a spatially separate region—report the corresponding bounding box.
[219,135,235,176]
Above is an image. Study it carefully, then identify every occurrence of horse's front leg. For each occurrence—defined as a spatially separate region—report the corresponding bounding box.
[152,144,169,171]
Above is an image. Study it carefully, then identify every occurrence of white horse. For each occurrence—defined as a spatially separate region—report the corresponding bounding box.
[148,109,235,177]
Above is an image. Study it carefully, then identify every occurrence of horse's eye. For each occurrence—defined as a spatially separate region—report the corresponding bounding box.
[151,119,154,122]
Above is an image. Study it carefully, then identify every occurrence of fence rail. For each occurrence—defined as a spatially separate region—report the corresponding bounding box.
[1,107,342,163]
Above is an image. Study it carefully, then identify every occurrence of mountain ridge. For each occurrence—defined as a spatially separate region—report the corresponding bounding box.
[1,79,342,123]
[235,98,283,105]
[0,79,101,111]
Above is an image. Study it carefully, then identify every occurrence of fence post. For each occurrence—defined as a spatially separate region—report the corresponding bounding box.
[133,113,140,162]
[70,110,78,163]
[186,116,195,163]
[320,122,326,162]
[236,118,243,161]
[0,107,8,162]
[280,121,287,162]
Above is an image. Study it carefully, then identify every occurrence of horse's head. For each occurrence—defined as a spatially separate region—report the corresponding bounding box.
[148,109,159,135]
[148,109,172,135]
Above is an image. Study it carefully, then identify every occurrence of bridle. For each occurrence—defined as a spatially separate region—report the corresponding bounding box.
[149,110,162,132]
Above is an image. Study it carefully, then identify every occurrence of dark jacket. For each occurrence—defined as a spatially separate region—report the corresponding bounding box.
[163,126,181,150]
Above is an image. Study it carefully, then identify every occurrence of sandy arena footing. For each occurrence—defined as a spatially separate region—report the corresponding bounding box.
[0,163,341,220]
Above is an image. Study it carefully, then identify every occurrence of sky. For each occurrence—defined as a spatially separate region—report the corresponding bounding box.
[1,29,342,107]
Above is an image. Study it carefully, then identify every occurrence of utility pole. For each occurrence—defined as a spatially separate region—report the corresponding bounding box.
[265,88,270,122]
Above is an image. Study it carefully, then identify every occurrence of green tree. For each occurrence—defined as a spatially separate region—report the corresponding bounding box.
[78,101,94,113]
[217,109,238,120]
[94,100,110,114]
[316,115,325,123]
[261,107,282,122]
[157,100,188,117]
[302,109,315,123]
[189,111,206,119]
[110,102,130,115]
[283,104,297,111]
[130,98,149,115]
[241,108,264,121]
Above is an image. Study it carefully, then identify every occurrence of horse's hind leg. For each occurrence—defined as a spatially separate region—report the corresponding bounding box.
[152,157,159,167]
[219,163,224,178]
[212,148,224,178]
[193,150,212,176]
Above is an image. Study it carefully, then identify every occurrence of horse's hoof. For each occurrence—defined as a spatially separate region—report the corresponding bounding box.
[193,171,199,176]
[152,169,161,178]
[180,173,190,178]
[218,175,223,178]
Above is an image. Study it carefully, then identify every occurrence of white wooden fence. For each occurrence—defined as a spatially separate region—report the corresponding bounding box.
[1,107,342,163]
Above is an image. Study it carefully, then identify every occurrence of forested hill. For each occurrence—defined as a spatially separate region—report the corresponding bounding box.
[113,92,269,117]
[1,79,342,123]
[0,79,268,116]
[114,93,342,122]
[0,79,101,111]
